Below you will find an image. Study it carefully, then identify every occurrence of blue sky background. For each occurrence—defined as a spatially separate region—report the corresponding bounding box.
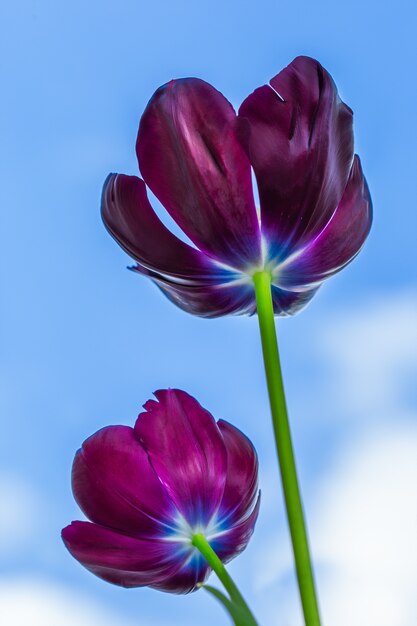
[1,1,416,625]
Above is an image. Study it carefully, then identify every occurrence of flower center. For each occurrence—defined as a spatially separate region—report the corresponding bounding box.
[163,512,225,549]
[211,235,286,289]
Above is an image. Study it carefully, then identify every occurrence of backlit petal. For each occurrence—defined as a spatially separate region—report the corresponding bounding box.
[238,56,354,258]
[150,556,210,594]
[217,420,259,524]
[270,283,319,316]
[213,496,260,564]
[277,156,372,288]
[134,266,319,317]
[101,173,218,280]
[132,265,257,318]
[137,78,261,269]
[72,426,177,537]
[134,389,227,525]
[62,521,185,588]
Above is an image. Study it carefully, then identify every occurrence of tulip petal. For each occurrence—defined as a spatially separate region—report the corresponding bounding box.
[238,56,354,258]
[101,173,219,280]
[62,521,191,589]
[137,78,261,269]
[217,421,259,524]
[134,390,227,525]
[72,426,177,537]
[270,283,319,316]
[150,556,210,594]
[277,156,372,288]
[132,266,257,317]
[133,266,319,317]
[213,496,260,564]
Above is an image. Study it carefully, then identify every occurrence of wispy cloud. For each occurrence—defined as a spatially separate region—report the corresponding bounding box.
[252,290,417,625]
[314,423,417,626]
[0,579,163,626]
[0,473,42,557]
[317,290,417,418]
[254,424,417,626]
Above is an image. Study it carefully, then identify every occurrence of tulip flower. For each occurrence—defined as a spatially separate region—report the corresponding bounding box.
[62,390,259,599]
[101,55,372,318]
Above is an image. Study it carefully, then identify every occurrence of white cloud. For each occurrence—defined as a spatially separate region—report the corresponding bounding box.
[0,473,42,556]
[0,579,159,626]
[318,290,417,416]
[254,424,417,626]
[314,423,417,626]
[253,291,417,625]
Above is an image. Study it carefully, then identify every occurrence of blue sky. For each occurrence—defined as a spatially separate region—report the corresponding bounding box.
[1,1,416,625]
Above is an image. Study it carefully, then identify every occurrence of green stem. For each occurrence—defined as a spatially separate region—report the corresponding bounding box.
[253,271,321,626]
[192,534,258,626]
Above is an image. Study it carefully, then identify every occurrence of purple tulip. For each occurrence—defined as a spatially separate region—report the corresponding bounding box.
[62,390,260,593]
[101,56,372,318]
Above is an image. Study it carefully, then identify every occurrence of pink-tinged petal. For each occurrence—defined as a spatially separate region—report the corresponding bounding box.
[101,174,218,280]
[238,56,354,256]
[134,390,227,524]
[136,78,261,269]
[217,420,259,524]
[277,156,372,289]
[72,426,177,537]
[213,496,260,564]
[62,521,186,588]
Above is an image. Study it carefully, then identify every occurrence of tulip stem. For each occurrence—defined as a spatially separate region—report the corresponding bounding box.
[253,271,321,626]
[192,533,258,625]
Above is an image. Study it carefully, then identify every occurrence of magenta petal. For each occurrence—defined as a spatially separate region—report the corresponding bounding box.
[238,56,354,256]
[214,496,260,564]
[136,78,261,269]
[150,559,210,594]
[72,426,177,537]
[217,421,259,525]
[62,521,185,588]
[134,390,227,524]
[278,156,372,288]
[101,174,218,280]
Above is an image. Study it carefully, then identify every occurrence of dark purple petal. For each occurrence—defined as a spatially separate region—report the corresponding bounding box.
[213,496,260,564]
[62,521,188,589]
[136,78,261,269]
[277,156,372,288]
[134,390,227,525]
[134,265,319,317]
[217,421,258,524]
[133,265,257,318]
[72,426,177,537]
[238,56,354,256]
[101,173,218,280]
[270,283,319,316]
